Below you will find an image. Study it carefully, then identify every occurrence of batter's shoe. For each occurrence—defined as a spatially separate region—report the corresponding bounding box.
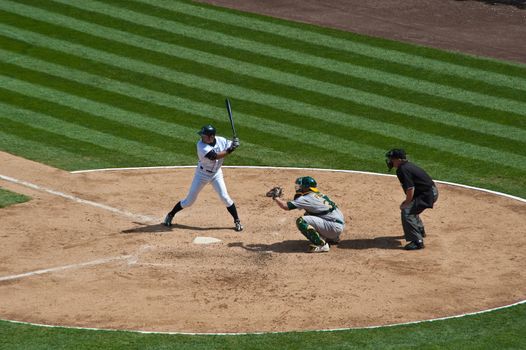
[163,213,174,227]
[404,240,424,250]
[421,229,426,238]
[308,242,330,253]
[234,220,244,232]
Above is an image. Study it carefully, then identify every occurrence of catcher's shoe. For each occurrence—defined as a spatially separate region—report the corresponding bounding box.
[404,240,424,250]
[308,242,330,253]
[163,213,174,227]
[234,220,244,232]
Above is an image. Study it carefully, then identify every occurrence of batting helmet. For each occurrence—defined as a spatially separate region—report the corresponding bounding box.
[197,124,216,136]
[295,176,318,194]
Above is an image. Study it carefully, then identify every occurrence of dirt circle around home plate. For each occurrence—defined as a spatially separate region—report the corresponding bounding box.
[0,153,525,333]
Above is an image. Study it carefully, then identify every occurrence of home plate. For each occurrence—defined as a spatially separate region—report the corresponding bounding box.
[193,236,222,245]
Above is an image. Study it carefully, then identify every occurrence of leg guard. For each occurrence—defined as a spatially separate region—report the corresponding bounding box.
[296,217,325,246]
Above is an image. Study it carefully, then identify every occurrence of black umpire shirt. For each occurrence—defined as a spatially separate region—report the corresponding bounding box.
[396,162,436,210]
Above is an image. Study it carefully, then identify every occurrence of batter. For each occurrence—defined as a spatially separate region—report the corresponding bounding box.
[163,124,243,231]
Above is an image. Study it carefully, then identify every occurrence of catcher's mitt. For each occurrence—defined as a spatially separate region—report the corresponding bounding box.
[266,186,283,199]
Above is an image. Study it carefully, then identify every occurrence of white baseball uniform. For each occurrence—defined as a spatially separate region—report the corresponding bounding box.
[181,136,234,208]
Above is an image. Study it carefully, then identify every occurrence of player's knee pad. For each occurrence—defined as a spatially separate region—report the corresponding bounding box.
[296,217,325,246]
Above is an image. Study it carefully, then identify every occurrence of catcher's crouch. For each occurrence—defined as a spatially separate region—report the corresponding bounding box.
[269,176,345,253]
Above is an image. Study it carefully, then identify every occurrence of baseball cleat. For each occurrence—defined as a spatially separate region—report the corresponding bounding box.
[163,213,174,227]
[308,242,330,253]
[404,240,424,250]
[234,220,244,232]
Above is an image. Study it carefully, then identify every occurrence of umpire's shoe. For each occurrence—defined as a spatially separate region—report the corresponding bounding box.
[404,240,424,250]
[234,219,244,232]
[163,213,174,227]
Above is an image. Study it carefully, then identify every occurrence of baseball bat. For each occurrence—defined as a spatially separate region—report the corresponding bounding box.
[225,98,238,139]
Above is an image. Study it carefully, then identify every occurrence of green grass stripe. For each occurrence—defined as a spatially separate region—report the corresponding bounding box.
[0,27,390,165]
[0,115,151,168]
[0,101,189,166]
[3,24,525,149]
[116,0,526,104]
[2,4,525,134]
[1,4,524,190]
[31,0,526,117]
[1,40,524,168]
[2,51,525,192]
[1,30,525,174]
[2,10,524,157]
[1,32,524,151]
[0,62,368,170]
[1,5,525,182]
[31,1,524,118]
[138,0,526,88]
[0,62,385,170]
[0,100,274,170]
[178,0,526,80]
[0,131,117,170]
[0,187,30,208]
[1,52,524,198]
[0,74,283,168]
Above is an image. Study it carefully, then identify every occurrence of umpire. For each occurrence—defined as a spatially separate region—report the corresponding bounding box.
[386,149,438,250]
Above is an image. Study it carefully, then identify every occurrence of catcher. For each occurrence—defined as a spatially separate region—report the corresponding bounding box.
[267,176,345,253]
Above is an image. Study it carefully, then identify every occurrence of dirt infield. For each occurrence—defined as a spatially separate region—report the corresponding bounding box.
[1,152,525,333]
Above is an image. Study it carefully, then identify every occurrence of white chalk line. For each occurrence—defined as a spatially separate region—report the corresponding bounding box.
[0,255,133,282]
[3,299,526,336]
[0,244,153,282]
[1,165,525,335]
[0,174,159,224]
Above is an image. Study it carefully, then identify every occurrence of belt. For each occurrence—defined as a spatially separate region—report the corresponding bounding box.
[199,166,214,173]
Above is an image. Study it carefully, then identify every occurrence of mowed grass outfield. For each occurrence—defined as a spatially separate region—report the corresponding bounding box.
[0,0,525,348]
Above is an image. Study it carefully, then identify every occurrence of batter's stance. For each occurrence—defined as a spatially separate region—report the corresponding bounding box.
[163,124,243,231]
[386,149,438,250]
[269,176,345,253]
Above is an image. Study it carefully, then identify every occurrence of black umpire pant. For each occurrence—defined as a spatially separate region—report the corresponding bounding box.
[401,186,439,242]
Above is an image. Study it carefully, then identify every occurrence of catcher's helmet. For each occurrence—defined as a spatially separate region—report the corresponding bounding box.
[295,176,318,194]
[197,124,216,136]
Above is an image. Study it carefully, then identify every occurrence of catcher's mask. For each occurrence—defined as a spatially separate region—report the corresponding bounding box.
[385,148,407,171]
[295,176,319,195]
[197,124,216,136]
